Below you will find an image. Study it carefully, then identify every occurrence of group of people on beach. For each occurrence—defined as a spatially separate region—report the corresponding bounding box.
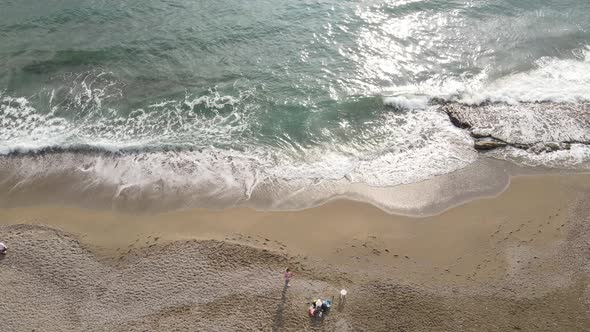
[284,267,339,320]
[309,298,332,319]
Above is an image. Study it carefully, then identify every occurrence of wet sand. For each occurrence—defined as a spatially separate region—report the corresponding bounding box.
[1,174,590,331]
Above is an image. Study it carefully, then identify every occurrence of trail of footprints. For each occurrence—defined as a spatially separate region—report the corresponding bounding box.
[462,208,565,281]
[116,207,566,284]
[490,209,564,247]
[325,208,567,283]
[223,233,289,253]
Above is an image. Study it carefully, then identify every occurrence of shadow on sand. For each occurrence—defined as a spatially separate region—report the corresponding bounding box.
[337,296,346,312]
[271,282,289,332]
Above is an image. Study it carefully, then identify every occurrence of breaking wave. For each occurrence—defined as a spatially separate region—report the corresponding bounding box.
[2,47,590,212]
[0,71,476,203]
[383,46,590,108]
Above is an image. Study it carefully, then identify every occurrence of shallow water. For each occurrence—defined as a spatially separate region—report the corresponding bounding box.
[1,0,590,211]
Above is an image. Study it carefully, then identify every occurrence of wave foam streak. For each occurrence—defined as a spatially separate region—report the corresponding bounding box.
[0,72,255,154]
[462,46,590,104]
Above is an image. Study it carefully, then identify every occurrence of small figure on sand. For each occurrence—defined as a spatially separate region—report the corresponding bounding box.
[284,267,294,287]
[0,242,7,255]
[338,289,347,310]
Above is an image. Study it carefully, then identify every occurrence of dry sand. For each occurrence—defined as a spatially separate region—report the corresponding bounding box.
[1,174,590,331]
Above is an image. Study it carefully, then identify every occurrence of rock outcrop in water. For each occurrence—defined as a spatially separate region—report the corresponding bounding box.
[473,137,507,151]
[440,102,590,153]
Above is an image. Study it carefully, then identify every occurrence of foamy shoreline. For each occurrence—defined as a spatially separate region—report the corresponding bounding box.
[0,151,576,217]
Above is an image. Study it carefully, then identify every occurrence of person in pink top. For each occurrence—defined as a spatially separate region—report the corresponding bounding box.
[284,268,294,287]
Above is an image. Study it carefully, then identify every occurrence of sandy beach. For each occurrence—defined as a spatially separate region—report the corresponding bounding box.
[1,173,590,331]
[4,0,590,330]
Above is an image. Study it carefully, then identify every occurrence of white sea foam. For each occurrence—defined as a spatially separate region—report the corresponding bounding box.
[0,73,255,155]
[461,46,590,104]
[0,69,479,194]
[378,47,590,170]
[382,46,590,106]
[1,91,477,201]
[382,95,429,110]
[4,46,590,209]
[266,109,476,186]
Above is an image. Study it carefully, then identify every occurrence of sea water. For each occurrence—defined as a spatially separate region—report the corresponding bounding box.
[1,0,590,211]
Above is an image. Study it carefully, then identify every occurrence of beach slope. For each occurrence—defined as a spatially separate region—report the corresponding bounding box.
[1,174,590,331]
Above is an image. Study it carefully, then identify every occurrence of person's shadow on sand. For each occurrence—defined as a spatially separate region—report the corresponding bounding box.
[271,283,289,332]
[337,296,346,312]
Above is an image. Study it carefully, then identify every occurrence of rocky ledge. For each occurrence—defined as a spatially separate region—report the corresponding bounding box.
[440,102,590,153]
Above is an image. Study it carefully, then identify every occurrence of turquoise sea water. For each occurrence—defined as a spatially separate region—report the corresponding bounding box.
[1,0,590,209]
